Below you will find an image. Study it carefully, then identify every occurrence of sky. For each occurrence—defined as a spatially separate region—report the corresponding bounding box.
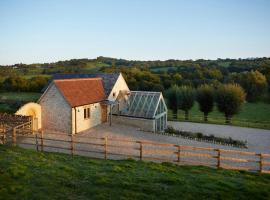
[0,0,270,65]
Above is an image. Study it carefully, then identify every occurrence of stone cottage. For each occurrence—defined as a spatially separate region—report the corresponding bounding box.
[19,73,167,134]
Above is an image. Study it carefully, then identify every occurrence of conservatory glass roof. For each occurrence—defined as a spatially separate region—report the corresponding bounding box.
[119,91,167,119]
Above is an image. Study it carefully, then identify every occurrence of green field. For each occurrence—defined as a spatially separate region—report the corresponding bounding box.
[168,102,270,129]
[22,74,51,79]
[0,92,41,113]
[0,145,270,200]
[0,92,41,102]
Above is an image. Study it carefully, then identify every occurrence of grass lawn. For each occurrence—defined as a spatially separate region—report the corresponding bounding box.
[0,104,14,113]
[0,92,41,102]
[168,102,270,130]
[0,145,270,200]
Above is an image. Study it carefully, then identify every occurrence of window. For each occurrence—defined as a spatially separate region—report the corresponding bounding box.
[113,92,116,97]
[84,107,90,119]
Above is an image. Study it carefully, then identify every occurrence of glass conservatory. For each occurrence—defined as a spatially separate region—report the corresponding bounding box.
[112,91,167,132]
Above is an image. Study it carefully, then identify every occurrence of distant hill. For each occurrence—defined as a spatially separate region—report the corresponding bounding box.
[1,56,270,73]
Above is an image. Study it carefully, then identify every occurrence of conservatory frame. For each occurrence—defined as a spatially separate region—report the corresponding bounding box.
[114,91,167,132]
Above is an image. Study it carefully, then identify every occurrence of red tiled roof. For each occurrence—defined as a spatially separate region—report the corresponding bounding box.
[54,78,106,107]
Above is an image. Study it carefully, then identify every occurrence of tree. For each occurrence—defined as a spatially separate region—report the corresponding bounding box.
[29,76,49,92]
[165,85,179,119]
[178,86,195,120]
[216,84,246,124]
[229,70,267,102]
[172,73,182,85]
[196,84,215,121]
[2,76,29,91]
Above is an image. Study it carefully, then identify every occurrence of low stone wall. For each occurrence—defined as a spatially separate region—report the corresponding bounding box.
[112,115,155,132]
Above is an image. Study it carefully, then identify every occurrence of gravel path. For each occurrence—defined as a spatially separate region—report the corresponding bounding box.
[80,123,255,153]
[168,121,270,154]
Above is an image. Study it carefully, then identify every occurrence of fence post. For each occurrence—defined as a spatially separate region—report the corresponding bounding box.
[30,117,33,131]
[35,133,39,151]
[41,130,44,152]
[259,153,263,173]
[3,126,6,144]
[104,137,107,160]
[177,145,181,163]
[139,141,143,161]
[70,134,74,156]
[216,149,221,169]
[3,132,6,145]
[12,128,17,146]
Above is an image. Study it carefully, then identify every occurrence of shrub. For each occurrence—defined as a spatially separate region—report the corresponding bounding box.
[164,126,247,148]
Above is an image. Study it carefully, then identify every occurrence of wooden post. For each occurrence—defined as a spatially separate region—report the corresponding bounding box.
[35,133,39,151]
[104,137,108,160]
[3,132,6,145]
[70,134,74,156]
[12,128,17,146]
[30,117,33,131]
[177,145,181,163]
[259,153,263,173]
[217,149,221,169]
[40,131,44,152]
[3,126,6,144]
[109,105,112,126]
[140,142,143,160]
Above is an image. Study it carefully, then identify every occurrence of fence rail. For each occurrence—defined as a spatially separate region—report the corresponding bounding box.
[3,129,269,174]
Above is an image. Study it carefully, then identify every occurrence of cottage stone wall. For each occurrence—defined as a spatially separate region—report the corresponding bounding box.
[112,115,155,132]
[72,102,102,134]
[39,84,71,133]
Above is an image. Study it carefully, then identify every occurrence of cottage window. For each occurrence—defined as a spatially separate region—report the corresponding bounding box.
[84,107,90,119]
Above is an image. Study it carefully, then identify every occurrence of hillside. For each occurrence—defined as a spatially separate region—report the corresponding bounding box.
[0,145,270,200]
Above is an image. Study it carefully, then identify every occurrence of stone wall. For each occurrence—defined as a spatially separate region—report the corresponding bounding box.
[39,84,71,133]
[112,115,155,132]
[72,102,102,134]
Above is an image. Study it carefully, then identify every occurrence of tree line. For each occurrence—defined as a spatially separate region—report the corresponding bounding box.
[0,57,269,103]
[0,76,49,92]
[103,67,268,103]
[166,83,246,124]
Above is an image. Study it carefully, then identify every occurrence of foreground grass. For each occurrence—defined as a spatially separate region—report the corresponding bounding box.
[0,146,270,200]
[168,102,270,129]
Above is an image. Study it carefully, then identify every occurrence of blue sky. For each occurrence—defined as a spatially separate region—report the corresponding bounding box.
[0,0,269,65]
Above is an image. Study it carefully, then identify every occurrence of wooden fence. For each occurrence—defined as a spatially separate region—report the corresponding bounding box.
[0,113,31,127]
[4,126,270,174]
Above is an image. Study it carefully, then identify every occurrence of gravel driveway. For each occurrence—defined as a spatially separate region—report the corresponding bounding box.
[77,122,268,153]
[168,121,270,154]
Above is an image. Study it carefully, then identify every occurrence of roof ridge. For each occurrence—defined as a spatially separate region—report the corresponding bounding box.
[54,77,102,82]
